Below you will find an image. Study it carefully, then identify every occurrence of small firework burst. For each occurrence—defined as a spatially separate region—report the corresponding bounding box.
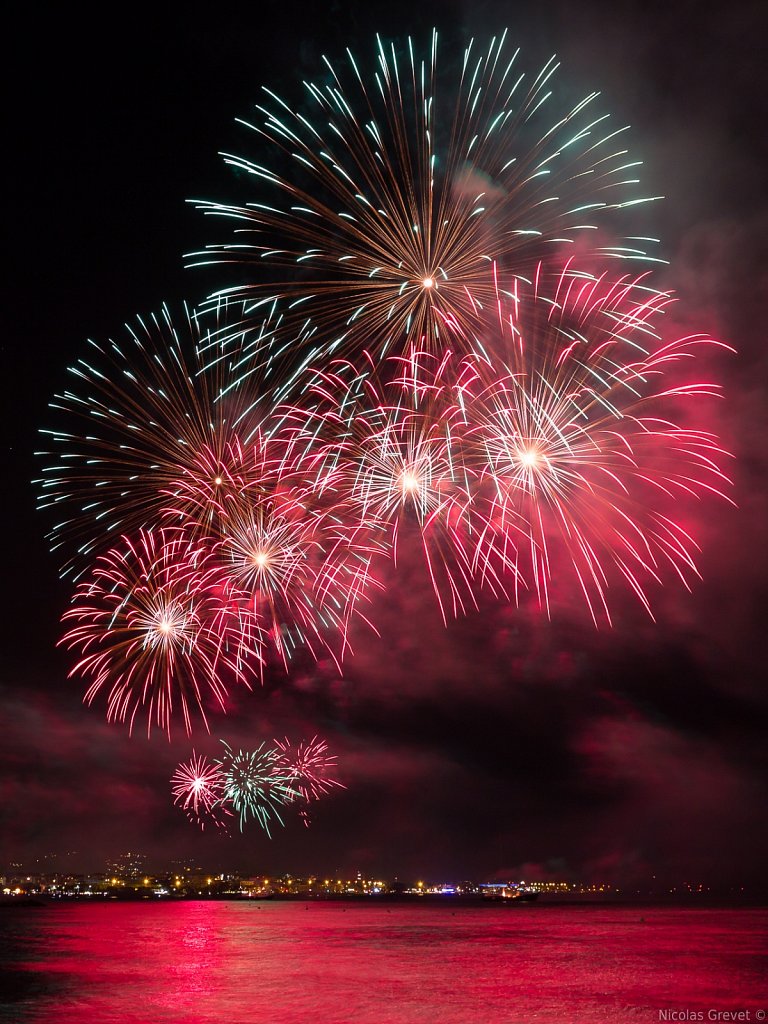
[274,735,346,803]
[216,740,297,835]
[171,751,231,831]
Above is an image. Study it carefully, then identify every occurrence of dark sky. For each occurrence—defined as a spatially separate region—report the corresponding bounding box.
[3,0,767,887]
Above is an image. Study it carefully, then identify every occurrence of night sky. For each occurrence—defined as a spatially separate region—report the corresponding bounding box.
[4,0,767,887]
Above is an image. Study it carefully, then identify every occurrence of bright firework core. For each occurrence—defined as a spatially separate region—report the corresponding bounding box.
[143,602,189,649]
[401,471,421,493]
[252,551,269,567]
[519,448,541,468]
[422,276,435,290]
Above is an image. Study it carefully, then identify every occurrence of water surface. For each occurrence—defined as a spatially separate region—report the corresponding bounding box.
[1,902,765,1023]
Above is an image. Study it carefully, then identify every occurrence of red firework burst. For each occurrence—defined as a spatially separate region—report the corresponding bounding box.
[60,528,263,736]
[171,751,231,831]
[281,349,515,620]
[274,736,345,803]
[458,263,734,621]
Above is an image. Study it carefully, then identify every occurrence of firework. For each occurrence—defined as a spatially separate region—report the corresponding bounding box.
[60,528,262,736]
[216,740,296,834]
[171,736,344,833]
[274,735,345,803]
[171,751,231,830]
[35,302,282,578]
[39,30,735,747]
[282,349,513,619]
[190,30,660,373]
[458,263,734,621]
[167,411,382,667]
[212,492,374,667]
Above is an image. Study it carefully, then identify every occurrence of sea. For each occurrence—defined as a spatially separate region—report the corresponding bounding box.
[1,901,766,1023]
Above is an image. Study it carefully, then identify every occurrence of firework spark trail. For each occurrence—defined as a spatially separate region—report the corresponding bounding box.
[189,30,662,379]
[216,740,297,835]
[171,751,231,831]
[60,528,262,736]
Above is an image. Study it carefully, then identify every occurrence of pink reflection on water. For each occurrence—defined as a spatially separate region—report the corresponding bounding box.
[10,903,768,1023]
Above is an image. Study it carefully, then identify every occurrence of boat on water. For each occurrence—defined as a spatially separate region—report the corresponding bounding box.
[480,883,538,902]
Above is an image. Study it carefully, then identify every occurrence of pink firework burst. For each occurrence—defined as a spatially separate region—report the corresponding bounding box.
[274,736,345,804]
[194,420,381,669]
[283,349,514,620]
[459,262,735,622]
[171,751,231,831]
[60,528,263,736]
[211,489,377,669]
